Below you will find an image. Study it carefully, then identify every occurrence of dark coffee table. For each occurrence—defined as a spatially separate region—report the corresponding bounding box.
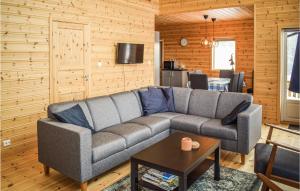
[131,132,221,191]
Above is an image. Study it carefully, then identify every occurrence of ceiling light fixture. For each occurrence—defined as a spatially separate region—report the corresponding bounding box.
[211,18,218,47]
[201,15,211,48]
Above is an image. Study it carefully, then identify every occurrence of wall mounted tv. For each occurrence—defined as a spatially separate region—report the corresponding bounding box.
[117,43,144,64]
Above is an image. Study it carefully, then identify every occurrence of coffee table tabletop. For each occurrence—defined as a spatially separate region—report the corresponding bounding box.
[131,132,221,191]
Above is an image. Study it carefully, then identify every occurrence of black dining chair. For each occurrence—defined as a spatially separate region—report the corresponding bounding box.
[187,71,203,88]
[228,73,239,92]
[187,71,202,80]
[237,72,245,92]
[247,70,254,94]
[189,73,208,90]
[219,70,234,79]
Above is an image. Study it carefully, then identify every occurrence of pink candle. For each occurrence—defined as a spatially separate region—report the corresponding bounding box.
[181,137,192,151]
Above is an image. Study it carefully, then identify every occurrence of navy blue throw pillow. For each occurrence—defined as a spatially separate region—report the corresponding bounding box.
[53,104,93,130]
[138,88,169,116]
[221,100,251,125]
[160,87,175,112]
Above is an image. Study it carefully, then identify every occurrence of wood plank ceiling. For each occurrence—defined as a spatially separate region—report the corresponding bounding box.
[156,6,254,27]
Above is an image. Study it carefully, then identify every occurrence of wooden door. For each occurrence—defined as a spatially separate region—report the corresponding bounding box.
[280,28,300,123]
[50,21,90,103]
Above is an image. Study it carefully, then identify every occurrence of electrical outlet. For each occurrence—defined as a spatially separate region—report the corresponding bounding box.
[3,139,11,147]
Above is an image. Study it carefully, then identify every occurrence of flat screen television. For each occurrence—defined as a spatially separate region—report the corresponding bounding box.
[117,43,144,64]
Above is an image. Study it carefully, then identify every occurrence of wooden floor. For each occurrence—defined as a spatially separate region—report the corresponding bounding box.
[1,125,299,191]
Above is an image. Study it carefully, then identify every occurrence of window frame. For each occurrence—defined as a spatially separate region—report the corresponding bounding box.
[211,39,236,71]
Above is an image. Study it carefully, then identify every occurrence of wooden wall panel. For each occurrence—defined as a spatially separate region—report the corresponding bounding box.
[157,19,254,90]
[1,0,299,156]
[1,0,159,155]
[159,0,300,124]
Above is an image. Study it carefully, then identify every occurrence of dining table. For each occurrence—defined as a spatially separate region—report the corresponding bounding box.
[208,77,231,92]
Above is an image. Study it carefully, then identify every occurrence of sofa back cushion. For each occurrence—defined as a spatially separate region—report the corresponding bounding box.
[216,92,253,119]
[172,87,192,114]
[111,91,142,122]
[86,96,121,131]
[48,101,94,130]
[132,88,148,114]
[188,90,220,118]
[161,87,176,112]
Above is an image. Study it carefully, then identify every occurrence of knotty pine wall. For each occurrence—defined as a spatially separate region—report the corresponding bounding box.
[157,19,254,90]
[1,0,158,155]
[160,0,300,123]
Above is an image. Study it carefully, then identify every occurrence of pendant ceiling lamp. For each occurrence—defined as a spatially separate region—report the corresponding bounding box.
[201,15,211,48]
[200,15,218,48]
[211,18,218,47]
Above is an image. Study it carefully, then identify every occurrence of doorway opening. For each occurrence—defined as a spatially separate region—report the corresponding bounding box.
[280,28,300,123]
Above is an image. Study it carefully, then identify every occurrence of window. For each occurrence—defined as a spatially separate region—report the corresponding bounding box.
[212,40,236,70]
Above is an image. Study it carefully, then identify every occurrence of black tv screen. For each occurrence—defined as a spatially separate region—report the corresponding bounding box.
[117,43,144,64]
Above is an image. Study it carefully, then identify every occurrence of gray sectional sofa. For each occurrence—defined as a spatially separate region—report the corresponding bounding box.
[37,87,262,190]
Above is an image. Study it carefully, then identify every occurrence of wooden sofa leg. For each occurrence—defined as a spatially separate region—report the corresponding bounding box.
[241,154,246,165]
[80,182,87,191]
[43,164,50,176]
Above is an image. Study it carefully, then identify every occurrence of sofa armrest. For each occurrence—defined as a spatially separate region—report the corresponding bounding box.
[237,104,262,154]
[37,118,92,182]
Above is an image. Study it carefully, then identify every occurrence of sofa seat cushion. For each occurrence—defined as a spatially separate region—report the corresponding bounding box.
[149,112,183,119]
[201,119,237,140]
[92,132,126,163]
[171,115,210,134]
[103,123,151,147]
[255,143,300,182]
[130,116,170,136]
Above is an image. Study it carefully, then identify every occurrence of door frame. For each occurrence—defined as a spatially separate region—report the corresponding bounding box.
[278,24,299,123]
[49,15,91,104]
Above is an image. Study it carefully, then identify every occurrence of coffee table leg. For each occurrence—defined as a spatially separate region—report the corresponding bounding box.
[214,146,220,181]
[131,159,138,191]
[179,175,187,191]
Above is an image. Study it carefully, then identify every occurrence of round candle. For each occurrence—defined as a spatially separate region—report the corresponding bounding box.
[181,137,192,151]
